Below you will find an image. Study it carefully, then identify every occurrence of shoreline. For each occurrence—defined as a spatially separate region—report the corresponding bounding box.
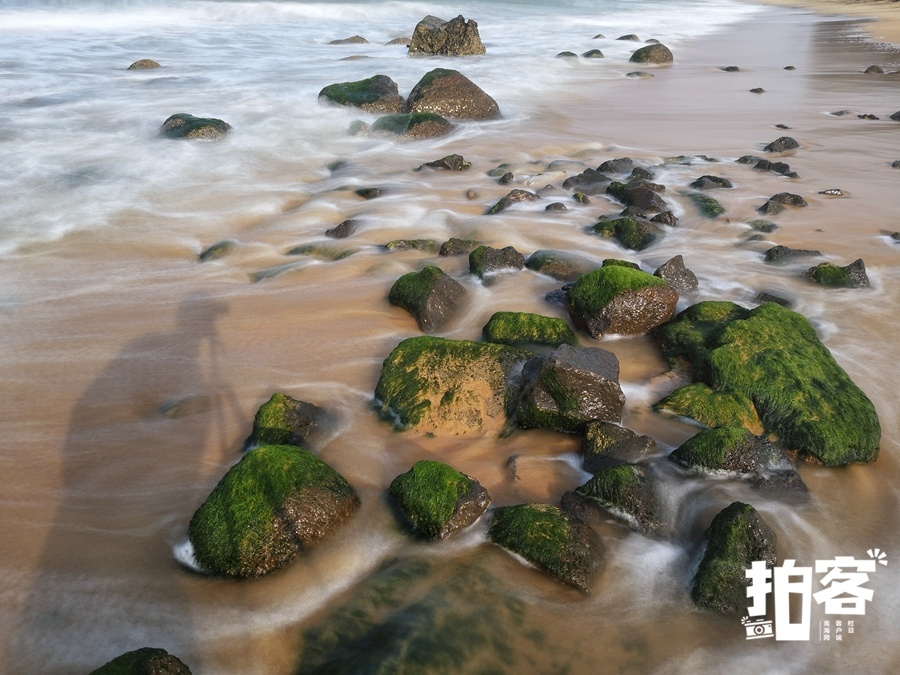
[752,0,900,45]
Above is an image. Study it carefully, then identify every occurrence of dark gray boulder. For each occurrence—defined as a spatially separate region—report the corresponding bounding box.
[408,15,486,57]
[439,237,480,256]
[607,180,668,212]
[690,175,733,189]
[89,647,191,675]
[629,43,673,64]
[468,245,525,278]
[160,113,230,140]
[325,219,359,239]
[420,153,471,171]
[562,168,612,194]
[769,192,807,206]
[407,68,500,120]
[651,210,679,227]
[516,344,625,433]
[764,136,799,152]
[388,265,466,332]
[582,421,657,472]
[654,255,698,293]
[318,74,406,113]
[598,157,634,174]
[691,502,777,614]
[486,188,541,214]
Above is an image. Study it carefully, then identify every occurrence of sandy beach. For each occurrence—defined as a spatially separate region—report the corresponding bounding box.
[758,0,900,43]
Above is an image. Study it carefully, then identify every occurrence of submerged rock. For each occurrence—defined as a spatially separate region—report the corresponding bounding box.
[516,344,625,433]
[318,75,405,113]
[488,503,604,592]
[198,239,236,262]
[188,444,360,578]
[598,157,635,174]
[408,15,486,57]
[439,237,480,256]
[525,249,598,282]
[607,180,668,213]
[482,311,577,347]
[582,421,658,472]
[420,153,471,171]
[806,259,870,288]
[374,336,531,434]
[654,255,698,293]
[654,301,881,465]
[688,192,725,218]
[407,68,500,120]
[160,113,230,140]
[325,219,359,239]
[89,647,191,675]
[690,175,733,190]
[389,460,490,539]
[566,265,678,338]
[562,168,611,194]
[370,112,454,139]
[245,392,328,449]
[388,265,466,333]
[691,502,777,614]
[486,188,541,214]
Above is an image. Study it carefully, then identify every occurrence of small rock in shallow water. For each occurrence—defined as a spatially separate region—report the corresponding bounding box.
[749,87,765,94]
[865,65,885,74]
[818,188,843,196]
[127,58,160,70]
[763,136,799,152]
[160,113,230,140]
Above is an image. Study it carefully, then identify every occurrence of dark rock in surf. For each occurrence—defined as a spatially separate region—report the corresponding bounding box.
[764,245,821,263]
[160,113,230,140]
[562,168,611,194]
[806,259,870,288]
[582,421,657,472]
[582,49,605,58]
[370,112,454,139]
[690,175,733,190]
[865,65,885,74]
[420,153,471,171]
[89,647,191,675]
[629,43,673,64]
[408,15,486,57]
[486,188,541,214]
[198,239,236,262]
[651,210,678,227]
[407,68,500,120]
[439,237,480,256]
[606,180,668,212]
[469,245,525,279]
[245,392,329,450]
[592,216,660,251]
[318,75,406,113]
[763,136,799,152]
[654,255,698,293]
[325,219,359,239]
[127,59,161,70]
[617,34,641,41]
[598,157,634,174]
[388,265,466,333]
[329,35,368,45]
[525,249,598,282]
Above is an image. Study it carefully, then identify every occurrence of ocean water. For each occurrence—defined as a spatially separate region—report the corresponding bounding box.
[1,1,899,674]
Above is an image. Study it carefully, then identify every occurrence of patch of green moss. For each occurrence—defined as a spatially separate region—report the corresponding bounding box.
[602,258,641,269]
[592,217,657,251]
[388,266,444,311]
[670,425,749,469]
[655,383,762,432]
[568,265,667,317]
[318,75,395,107]
[688,192,725,218]
[807,262,855,287]
[488,503,568,571]
[482,311,577,347]
[188,444,359,578]
[389,460,472,538]
[250,392,320,447]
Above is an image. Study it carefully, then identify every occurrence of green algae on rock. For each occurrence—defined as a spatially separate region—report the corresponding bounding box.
[318,74,406,113]
[370,112,454,139]
[688,191,726,218]
[246,392,327,449]
[188,444,360,578]
[160,113,231,140]
[582,420,658,472]
[388,460,490,539]
[655,301,881,465]
[691,502,776,614]
[592,216,659,251]
[388,265,466,333]
[566,265,677,338]
[655,382,762,433]
[89,647,191,675]
[488,503,603,592]
[806,259,870,288]
[374,336,531,434]
[482,311,577,347]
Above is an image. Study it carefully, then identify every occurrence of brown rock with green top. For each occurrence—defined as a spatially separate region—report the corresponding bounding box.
[592,216,660,251]
[407,68,500,120]
[370,112,454,139]
[245,392,328,449]
[388,266,466,333]
[388,460,490,539]
[488,503,604,592]
[582,421,657,472]
[566,265,678,338]
[188,444,360,578]
[806,259,869,288]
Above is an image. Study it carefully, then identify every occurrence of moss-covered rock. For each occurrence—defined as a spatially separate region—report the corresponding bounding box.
[488,503,604,592]
[370,112,454,139]
[160,113,230,140]
[655,382,762,433]
[582,421,657,472]
[688,192,725,218]
[806,259,870,288]
[89,647,191,675]
[566,265,678,338]
[691,502,777,614]
[482,311,576,347]
[388,266,466,333]
[561,464,665,537]
[654,301,881,465]
[188,444,360,578]
[246,392,328,449]
[670,426,806,492]
[592,216,660,251]
[318,74,406,113]
[388,460,490,539]
[468,245,525,279]
[374,336,531,434]
[516,345,625,433]
[383,239,439,253]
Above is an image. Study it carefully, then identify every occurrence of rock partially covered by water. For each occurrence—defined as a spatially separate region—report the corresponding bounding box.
[408,15,486,57]
[562,463,666,537]
[691,502,777,614]
[654,255,698,293]
[188,445,360,578]
[629,43,673,64]
[127,59,160,70]
[486,188,541,214]
[488,503,604,592]
[582,421,658,472]
[482,311,577,347]
[655,382,761,433]
[374,336,531,434]
[420,153,471,171]
[245,392,328,449]
[318,74,406,113]
[370,112,454,139]
[388,265,466,333]
[592,215,660,251]
[160,113,231,140]
[407,68,500,120]
[764,245,821,263]
[806,259,870,288]
[388,460,490,539]
[525,249,598,282]
[607,180,668,213]
[469,245,525,278]
[566,265,678,338]
[670,426,806,491]
[764,136,799,152]
[654,301,881,465]
[89,647,191,675]
[516,345,625,433]
[688,192,725,218]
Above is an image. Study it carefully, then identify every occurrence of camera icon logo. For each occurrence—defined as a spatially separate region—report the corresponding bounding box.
[742,616,774,640]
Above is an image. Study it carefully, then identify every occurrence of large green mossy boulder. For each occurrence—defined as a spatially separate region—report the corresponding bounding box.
[482,311,577,347]
[374,336,531,434]
[370,112,454,139]
[592,216,660,251]
[692,502,777,614]
[654,301,881,465]
[90,647,191,675]
[561,463,666,537]
[188,445,360,578]
[388,460,490,539]
[655,382,762,433]
[245,392,328,449]
[566,265,678,338]
[488,503,604,592]
[318,74,406,113]
[388,265,466,333]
